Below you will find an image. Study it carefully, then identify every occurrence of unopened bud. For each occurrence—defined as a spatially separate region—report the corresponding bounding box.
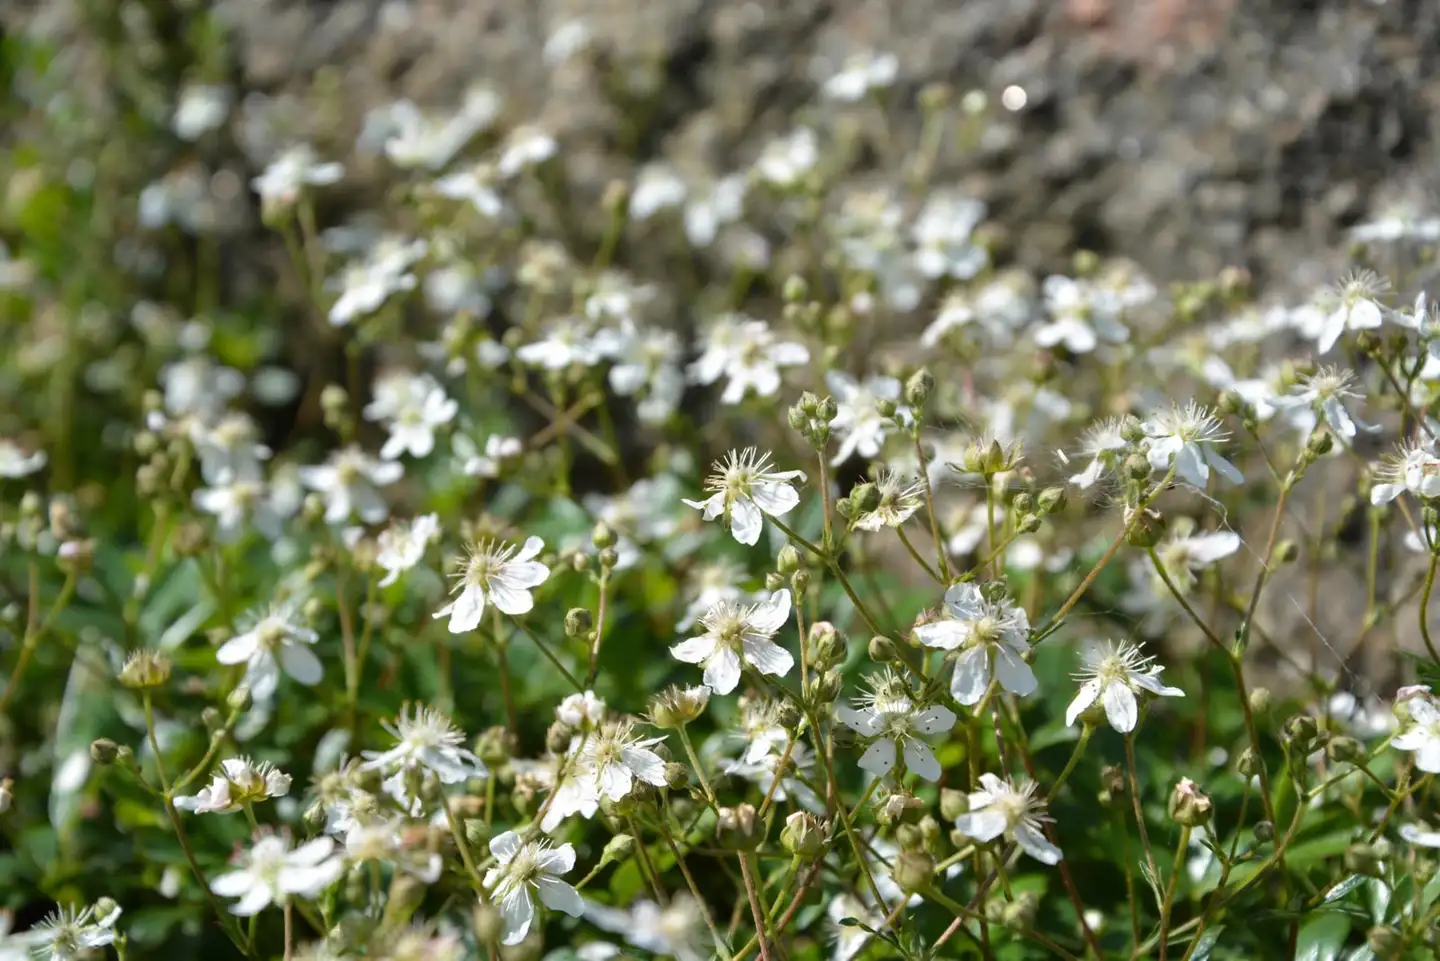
[896,823,924,851]
[1236,747,1264,779]
[905,368,934,409]
[600,833,635,866]
[783,275,808,304]
[1249,687,1273,715]
[1274,540,1299,563]
[546,722,574,754]
[780,811,829,859]
[1252,820,1274,843]
[320,384,349,414]
[867,635,896,662]
[808,622,843,668]
[790,569,810,598]
[1326,736,1362,764]
[90,738,120,765]
[1124,453,1152,480]
[227,685,252,713]
[1344,842,1386,879]
[776,544,801,575]
[716,803,764,850]
[564,608,593,638]
[1284,714,1318,745]
[1168,777,1213,826]
[1002,891,1040,932]
[664,762,690,790]
[1037,486,1067,514]
[1366,925,1404,959]
[940,788,969,821]
[57,538,95,575]
[118,649,172,689]
[598,548,619,569]
[1306,429,1334,459]
[765,572,784,592]
[891,850,934,894]
[804,670,842,707]
[1016,513,1042,534]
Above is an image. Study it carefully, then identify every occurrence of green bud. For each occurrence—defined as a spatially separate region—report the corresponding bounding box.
[600,834,635,866]
[1366,925,1403,960]
[1125,509,1165,548]
[896,823,924,851]
[891,850,934,894]
[1326,736,1362,764]
[1236,747,1264,779]
[475,726,514,765]
[1252,820,1274,843]
[905,368,934,409]
[1037,486,1067,514]
[816,397,838,422]
[1015,513,1042,534]
[1120,417,1146,444]
[565,608,593,638]
[1306,429,1334,459]
[790,569,810,598]
[797,391,821,416]
[1124,453,1153,480]
[1249,687,1273,715]
[664,762,690,790]
[779,811,829,859]
[598,548,619,569]
[867,635,896,662]
[464,818,489,849]
[1284,714,1318,745]
[716,803,765,850]
[1011,491,1034,514]
[320,384,349,414]
[808,622,844,668]
[546,722,574,754]
[118,649,172,689]
[783,275,808,304]
[940,788,969,822]
[1002,892,1040,932]
[1167,778,1213,827]
[835,497,856,519]
[777,544,801,575]
[227,685,252,713]
[804,670,842,707]
[875,398,898,419]
[764,572,785,592]
[851,482,881,513]
[1344,842,1386,879]
[591,522,617,549]
[90,738,120,765]
[1274,540,1299,563]
[787,406,809,431]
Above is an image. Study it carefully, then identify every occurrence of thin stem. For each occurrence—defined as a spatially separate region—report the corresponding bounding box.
[915,433,952,579]
[440,783,486,895]
[804,708,886,908]
[509,617,585,692]
[896,527,943,583]
[739,853,772,961]
[587,566,611,686]
[143,693,172,794]
[1124,733,1161,909]
[757,739,796,818]
[0,570,77,717]
[1046,725,1093,804]
[283,898,294,961]
[1420,553,1439,662]
[657,808,731,957]
[1157,825,1192,961]
[627,816,668,905]
[677,725,719,809]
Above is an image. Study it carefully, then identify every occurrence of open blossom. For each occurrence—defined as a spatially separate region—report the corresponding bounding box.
[483,831,584,945]
[671,589,793,695]
[913,583,1036,705]
[684,448,805,546]
[1035,275,1129,353]
[912,192,988,280]
[376,513,439,586]
[192,477,285,542]
[435,536,549,632]
[827,371,904,466]
[1065,640,1184,733]
[1280,367,1374,441]
[851,470,925,532]
[821,50,898,101]
[1393,692,1440,773]
[1143,401,1242,487]
[174,757,291,814]
[836,671,956,782]
[328,237,427,327]
[556,690,607,730]
[1371,443,1440,504]
[215,603,322,700]
[516,316,606,370]
[1068,417,1129,489]
[496,125,558,178]
[1317,270,1389,354]
[365,372,458,460]
[298,446,403,524]
[0,438,46,478]
[212,834,343,916]
[459,433,523,478]
[362,705,487,811]
[251,145,343,209]
[22,903,121,960]
[1152,525,1240,594]
[687,316,809,404]
[343,819,442,884]
[952,774,1062,864]
[574,721,668,802]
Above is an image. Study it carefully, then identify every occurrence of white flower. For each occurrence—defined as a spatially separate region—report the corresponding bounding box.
[556,690,607,730]
[190,411,271,485]
[174,757,291,814]
[1143,401,1243,487]
[827,894,882,961]
[21,903,121,960]
[725,741,825,813]
[1035,275,1129,353]
[1317,270,1389,354]
[516,316,606,370]
[328,237,427,327]
[836,672,956,782]
[211,834,343,915]
[851,470,925,532]
[173,83,231,140]
[913,583,1036,705]
[432,167,507,218]
[215,604,322,700]
[684,175,747,247]
[1152,526,1240,595]
[670,589,793,695]
[821,51,898,101]
[435,536,550,632]
[683,448,805,546]
[575,721,669,802]
[497,126,558,178]
[458,434,523,478]
[0,438,46,478]
[731,699,792,764]
[382,87,500,170]
[688,316,809,404]
[365,372,458,460]
[912,193,988,280]
[1280,367,1374,441]
[754,128,818,187]
[251,145,344,209]
[1371,443,1440,505]
[677,560,748,630]
[603,324,685,425]
[1393,694,1440,773]
[1065,641,1184,733]
[376,513,439,587]
[298,446,403,524]
[1068,417,1129,489]
[483,831,584,945]
[193,478,286,543]
[362,704,488,803]
[1399,822,1440,847]
[826,371,904,466]
[629,164,688,220]
[952,774,1062,864]
[583,897,707,961]
[343,819,442,884]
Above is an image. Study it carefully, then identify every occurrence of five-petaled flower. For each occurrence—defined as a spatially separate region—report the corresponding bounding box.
[483,831,584,945]
[952,774,1063,864]
[913,583,1036,705]
[684,448,805,546]
[670,589,794,695]
[836,671,956,782]
[1065,640,1184,733]
[436,536,550,632]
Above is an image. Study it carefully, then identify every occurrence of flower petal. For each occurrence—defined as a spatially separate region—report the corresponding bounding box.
[902,739,942,782]
[858,738,897,777]
[537,876,585,917]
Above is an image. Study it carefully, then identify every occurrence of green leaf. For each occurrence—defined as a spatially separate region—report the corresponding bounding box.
[1189,925,1223,961]
[1320,875,1366,904]
[1295,912,1351,961]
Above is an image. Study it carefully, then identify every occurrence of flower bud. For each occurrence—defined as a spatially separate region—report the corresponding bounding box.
[851,482,881,513]
[90,738,120,765]
[787,406,809,431]
[475,726,514,765]
[867,635,896,662]
[57,538,95,575]
[905,368,934,409]
[716,803,764,850]
[940,788,969,822]
[1344,842,1386,879]
[1124,509,1165,547]
[783,275,809,304]
[804,670,842,707]
[1011,491,1034,514]
[664,762,691,790]
[1251,819,1274,843]
[599,834,635,867]
[791,569,810,598]
[1326,735,1362,764]
[1283,714,1318,746]
[1015,513,1042,534]
[1306,429,1334,459]
[1037,486,1067,514]
[546,721,574,754]
[172,522,209,558]
[564,608,593,638]
[1274,540,1299,563]
[1248,687,1273,715]
[598,548,619,569]
[808,622,843,668]
[1168,778,1213,827]
[1124,453,1152,480]
[1002,891,1040,932]
[891,849,934,895]
[590,522,617,549]
[473,903,504,945]
[119,649,173,689]
[649,685,710,728]
[1236,747,1264,779]
[776,544,801,575]
[780,812,829,859]
[816,397,838,422]
[765,572,785,592]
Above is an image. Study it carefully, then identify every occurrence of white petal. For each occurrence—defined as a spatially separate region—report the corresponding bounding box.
[279,643,323,686]
[489,581,535,616]
[858,738,897,777]
[670,635,717,664]
[211,870,256,898]
[442,584,485,633]
[537,877,585,917]
[537,842,576,875]
[913,705,957,734]
[703,646,742,695]
[621,747,669,787]
[489,831,523,864]
[953,809,1008,842]
[215,632,259,665]
[743,637,794,678]
[499,888,535,945]
[913,621,965,651]
[992,645,1037,698]
[230,884,274,916]
[836,706,884,737]
[1013,823,1063,864]
[730,499,763,545]
[1065,681,1100,728]
[902,739,942,782]
[747,589,792,633]
[950,646,991,705]
[1101,682,1138,733]
[750,480,799,517]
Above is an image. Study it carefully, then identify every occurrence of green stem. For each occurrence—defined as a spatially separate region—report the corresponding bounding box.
[1046,725,1093,804]
[0,571,77,717]
[1420,553,1439,662]
[677,725,719,809]
[509,617,585,692]
[1157,825,1192,961]
[738,853,772,961]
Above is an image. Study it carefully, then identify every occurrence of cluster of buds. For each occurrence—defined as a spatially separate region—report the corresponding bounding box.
[787,391,836,449]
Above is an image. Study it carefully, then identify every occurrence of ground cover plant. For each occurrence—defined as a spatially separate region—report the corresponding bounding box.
[3,11,1440,961]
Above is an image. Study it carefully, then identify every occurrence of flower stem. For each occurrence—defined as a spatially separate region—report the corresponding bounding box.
[738,852,772,961]
[677,724,719,809]
[1157,825,1192,961]
[508,616,585,692]
[1420,553,1439,662]
[0,569,77,718]
[1046,725,1093,804]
